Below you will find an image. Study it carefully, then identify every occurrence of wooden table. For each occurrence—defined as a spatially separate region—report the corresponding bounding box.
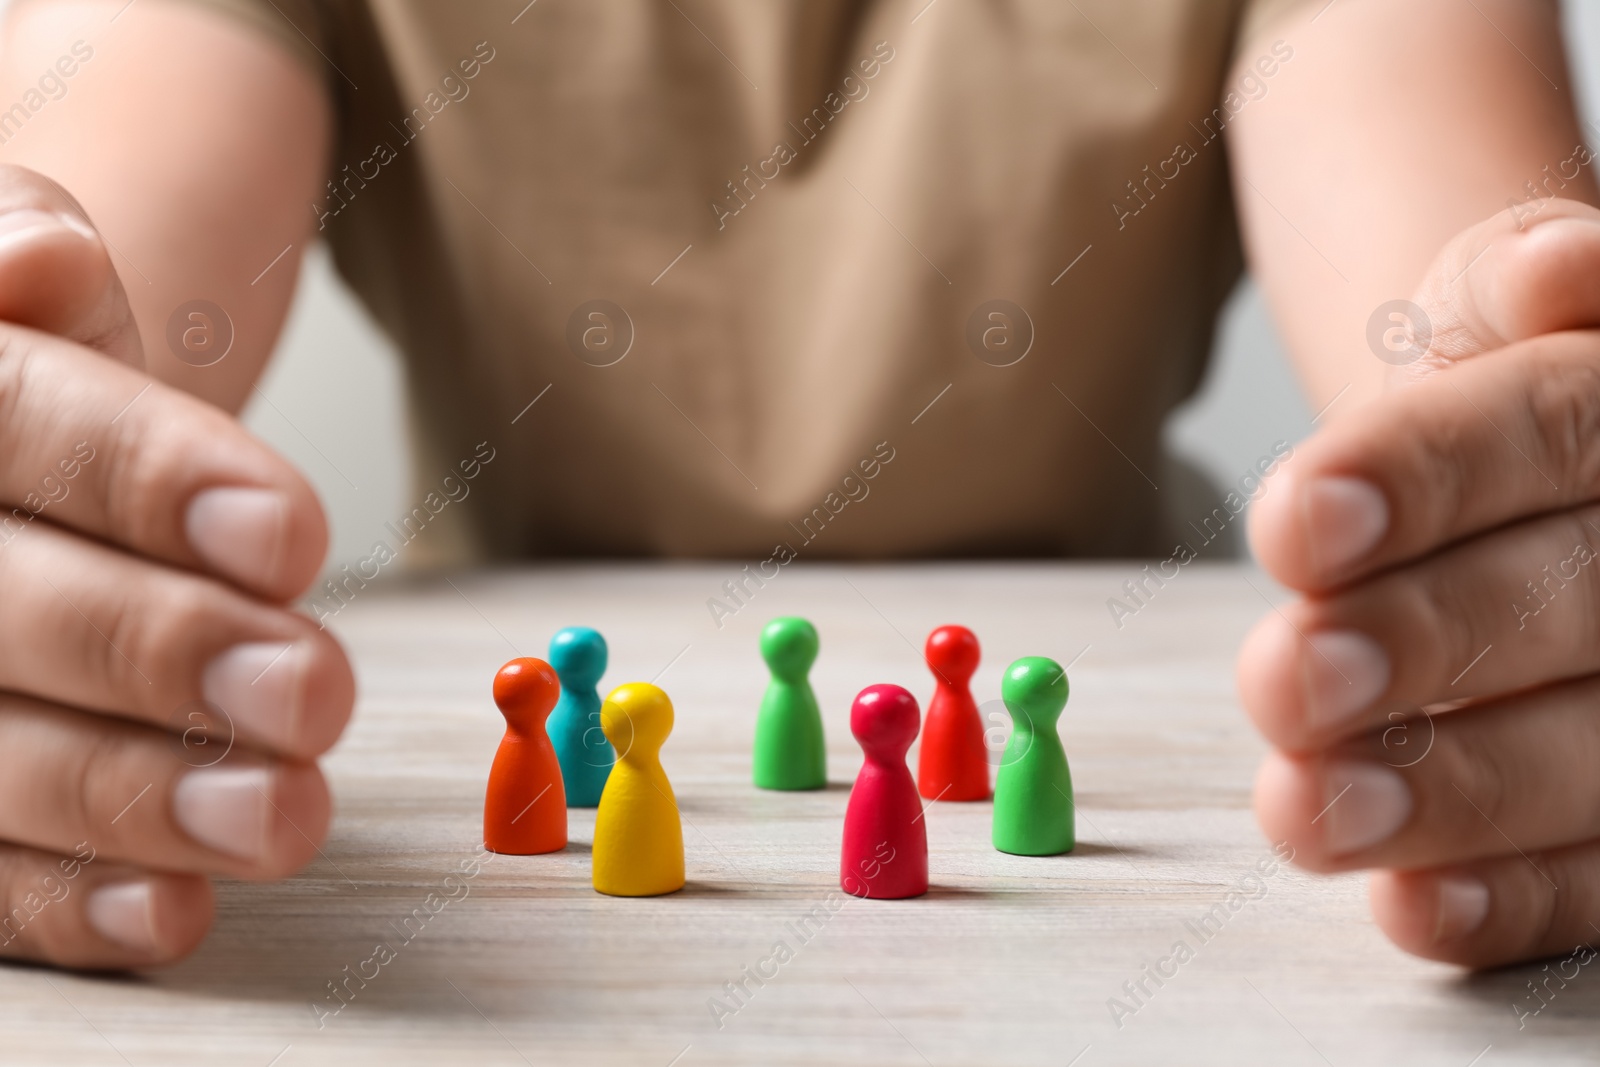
[2,563,1593,1066]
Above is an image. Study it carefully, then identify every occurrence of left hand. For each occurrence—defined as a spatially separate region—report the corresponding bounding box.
[1240,199,1600,967]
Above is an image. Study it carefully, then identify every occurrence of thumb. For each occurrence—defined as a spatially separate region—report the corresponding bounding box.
[1399,197,1600,380]
[0,164,142,368]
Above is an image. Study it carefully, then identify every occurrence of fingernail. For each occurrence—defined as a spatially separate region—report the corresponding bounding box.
[1319,760,1411,855]
[0,208,92,250]
[173,766,272,862]
[185,487,288,591]
[1434,874,1491,942]
[202,642,305,751]
[1303,477,1388,578]
[1301,629,1390,730]
[85,881,159,953]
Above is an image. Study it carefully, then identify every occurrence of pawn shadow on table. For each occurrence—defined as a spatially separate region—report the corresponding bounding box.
[134,825,1018,1017]
[1064,840,1156,859]
[125,763,1148,1014]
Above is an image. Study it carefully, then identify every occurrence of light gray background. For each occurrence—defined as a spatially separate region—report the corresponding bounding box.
[242,3,1600,571]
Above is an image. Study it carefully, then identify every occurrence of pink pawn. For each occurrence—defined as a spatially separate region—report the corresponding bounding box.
[841,684,929,899]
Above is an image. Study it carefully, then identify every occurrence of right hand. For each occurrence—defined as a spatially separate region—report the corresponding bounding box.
[0,167,354,970]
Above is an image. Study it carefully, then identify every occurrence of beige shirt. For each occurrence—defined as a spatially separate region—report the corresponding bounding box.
[188,0,1298,561]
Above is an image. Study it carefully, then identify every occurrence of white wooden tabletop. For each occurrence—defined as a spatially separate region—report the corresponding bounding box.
[1,563,1592,1066]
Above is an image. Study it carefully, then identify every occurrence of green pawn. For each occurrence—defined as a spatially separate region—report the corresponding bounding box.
[753,617,826,790]
[992,656,1074,856]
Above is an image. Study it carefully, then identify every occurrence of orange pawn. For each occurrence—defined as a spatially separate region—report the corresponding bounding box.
[484,657,567,854]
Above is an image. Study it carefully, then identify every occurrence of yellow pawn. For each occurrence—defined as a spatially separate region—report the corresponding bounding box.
[592,682,685,897]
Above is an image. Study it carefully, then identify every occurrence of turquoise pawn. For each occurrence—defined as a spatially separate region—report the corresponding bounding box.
[992,656,1074,856]
[753,617,826,790]
[548,627,613,807]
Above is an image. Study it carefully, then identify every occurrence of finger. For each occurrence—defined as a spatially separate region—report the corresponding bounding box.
[0,695,331,880]
[1253,673,1600,873]
[1407,198,1600,373]
[0,164,142,366]
[0,843,211,970]
[1255,201,1600,592]
[0,519,352,758]
[0,323,326,600]
[1370,843,1600,971]
[1249,328,1600,592]
[1239,499,1600,750]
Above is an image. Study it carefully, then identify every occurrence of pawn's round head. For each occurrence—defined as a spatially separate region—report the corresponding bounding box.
[600,682,674,757]
[493,657,560,728]
[760,617,818,682]
[549,627,607,686]
[1000,656,1068,728]
[925,624,979,683]
[850,683,920,761]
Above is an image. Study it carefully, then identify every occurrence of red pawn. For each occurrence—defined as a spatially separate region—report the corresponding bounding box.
[917,625,989,801]
[841,684,928,899]
[484,657,567,854]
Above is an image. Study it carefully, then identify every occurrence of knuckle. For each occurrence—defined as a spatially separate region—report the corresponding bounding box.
[1559,511,1600,653]
[0,849,60,962]
[128,578,215,690]
[73,596,129,708]
[0,333,27,427]
[95,576,157,704]
[70,727,129,841]
[1413,563,1481,679]
[99,412,164,545]
[1567,679,1600,838]
[1518,849,1567,958]
[1447,727,1513,832]
[0,851,33,956]
[1408,411,1471,549]
[1523,349,1600,492]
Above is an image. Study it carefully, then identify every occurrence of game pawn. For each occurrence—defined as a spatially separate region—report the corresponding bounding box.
[547,626,614,807]
[992,656,1074,856]
[752,616,826,790]
[483,657,567,855]
[592,682,685,896]
[917,624,989,802]
[840,684,928,899]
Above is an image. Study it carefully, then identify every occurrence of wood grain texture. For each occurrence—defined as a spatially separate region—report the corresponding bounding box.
[1,563,1595,1065]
